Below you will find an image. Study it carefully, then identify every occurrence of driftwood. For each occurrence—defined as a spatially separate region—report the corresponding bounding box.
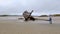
[23,10,35,21]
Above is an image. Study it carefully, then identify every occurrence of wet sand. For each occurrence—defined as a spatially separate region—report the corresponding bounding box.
[0,16,60,34]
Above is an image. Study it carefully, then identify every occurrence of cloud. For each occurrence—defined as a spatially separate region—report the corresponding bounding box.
[0,0,60,15]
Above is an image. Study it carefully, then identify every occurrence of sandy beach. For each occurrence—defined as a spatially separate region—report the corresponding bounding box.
[0,16,60,34]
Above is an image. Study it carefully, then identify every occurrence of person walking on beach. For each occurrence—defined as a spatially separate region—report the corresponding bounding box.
[49,15,52,24]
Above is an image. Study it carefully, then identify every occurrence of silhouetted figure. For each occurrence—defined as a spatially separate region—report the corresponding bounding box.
[23,10,35,21]
[49,16,52,24]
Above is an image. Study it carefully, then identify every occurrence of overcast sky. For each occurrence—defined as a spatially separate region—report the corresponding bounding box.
[0,0,60,15]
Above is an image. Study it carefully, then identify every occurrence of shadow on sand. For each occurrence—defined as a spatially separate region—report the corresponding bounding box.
[18,18,49,21]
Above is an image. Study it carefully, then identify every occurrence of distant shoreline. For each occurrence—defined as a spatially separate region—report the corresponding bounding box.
[0,14,60,17]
